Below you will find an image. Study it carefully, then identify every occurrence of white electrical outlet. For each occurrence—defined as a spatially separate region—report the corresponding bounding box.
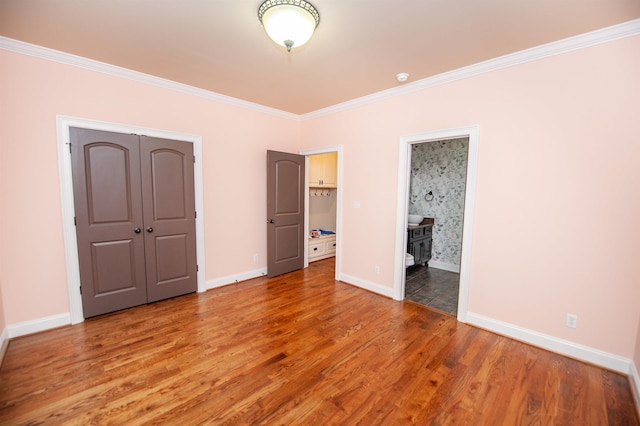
[374,265,380,275]
[566,313,577,328]
[253,254,259,262]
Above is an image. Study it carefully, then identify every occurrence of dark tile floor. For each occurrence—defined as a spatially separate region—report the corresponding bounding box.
[405,265,460,315]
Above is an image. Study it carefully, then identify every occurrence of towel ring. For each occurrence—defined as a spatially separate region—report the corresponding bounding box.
[425,190,434,201]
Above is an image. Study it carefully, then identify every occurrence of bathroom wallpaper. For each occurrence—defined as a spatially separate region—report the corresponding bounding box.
[410,138,469,269]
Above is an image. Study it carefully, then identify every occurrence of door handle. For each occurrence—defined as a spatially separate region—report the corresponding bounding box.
[268,219,275,224]
[134,227,141,234]
[146,227,154,233]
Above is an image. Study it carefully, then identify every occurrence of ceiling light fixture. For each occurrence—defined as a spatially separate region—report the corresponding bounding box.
[258,0,320,52]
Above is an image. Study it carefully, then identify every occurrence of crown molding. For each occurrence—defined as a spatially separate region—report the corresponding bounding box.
[300,18,640,120]
[1,18,639,121]
[0,36,299,121]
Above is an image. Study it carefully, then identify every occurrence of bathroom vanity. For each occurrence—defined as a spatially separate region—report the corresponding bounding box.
[407,218,433,266]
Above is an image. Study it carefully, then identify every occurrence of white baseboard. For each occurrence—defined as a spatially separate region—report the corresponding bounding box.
[0,326,8,366]
[467,312,631,373]
[206,270,395,300]
[630,360,640,416]
[339,274,393,298]
[7,313,71,339]
[205,268,267,290]
[3,269,269,343]
[428,260,460,273]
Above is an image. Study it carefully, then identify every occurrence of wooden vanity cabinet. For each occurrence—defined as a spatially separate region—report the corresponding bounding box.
[407,224,432,266]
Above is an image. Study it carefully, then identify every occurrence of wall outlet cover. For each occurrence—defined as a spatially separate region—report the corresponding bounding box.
[566,313,578,328]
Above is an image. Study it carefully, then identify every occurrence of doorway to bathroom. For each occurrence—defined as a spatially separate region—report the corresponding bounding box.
[393,126,479,322]
[404,137,469,315]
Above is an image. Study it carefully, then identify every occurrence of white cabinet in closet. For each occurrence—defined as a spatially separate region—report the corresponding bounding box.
[309,153,337,188]
[308,235,336,262]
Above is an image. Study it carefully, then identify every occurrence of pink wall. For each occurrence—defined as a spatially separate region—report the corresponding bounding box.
[300,36,640,358]
[635,317,640,374]
[0,50,300,325]
[0,70,7,334]
[1,34,639,364]
[0,281,5,335]
[0,109,5,334]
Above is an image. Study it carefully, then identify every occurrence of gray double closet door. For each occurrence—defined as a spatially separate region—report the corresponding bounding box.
[70,128,197,318]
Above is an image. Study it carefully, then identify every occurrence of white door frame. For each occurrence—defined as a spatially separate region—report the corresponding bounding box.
[56,115,207,324]
[393,126,479,323]
[300,145,343,281]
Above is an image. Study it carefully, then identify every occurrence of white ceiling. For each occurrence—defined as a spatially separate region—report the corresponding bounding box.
[1,0,639,114]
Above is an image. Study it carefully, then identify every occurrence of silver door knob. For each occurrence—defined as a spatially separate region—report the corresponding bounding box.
[134,227,141,233]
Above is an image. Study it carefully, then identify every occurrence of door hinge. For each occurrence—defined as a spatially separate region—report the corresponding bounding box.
[195,211,197,219]
[193,155,196,163]
[196,264,199,272]
[67,142,71,154]
[74,217,77,226]
[79,286,82,295]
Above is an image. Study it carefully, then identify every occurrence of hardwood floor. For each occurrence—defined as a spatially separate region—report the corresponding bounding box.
[1,258,638,425]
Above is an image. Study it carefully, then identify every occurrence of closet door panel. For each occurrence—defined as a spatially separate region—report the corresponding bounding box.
[70,128,147,318]
[140,136,197,302]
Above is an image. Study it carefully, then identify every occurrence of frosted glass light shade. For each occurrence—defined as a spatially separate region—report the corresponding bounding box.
[258,0,319,52]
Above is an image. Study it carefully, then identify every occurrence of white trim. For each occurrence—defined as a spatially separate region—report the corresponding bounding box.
[301,146,344,282]
[304,155,310,267]
[395,126,479,325]
[2,20,638,122]
[467,312,632,374]
[0,326,8,366]
[630,360,640,417]
[192,137,207,294]
[205,268,267,290]
[394,140,412,300]
[7,313,71,339]
[301,19,640,120]
[428,260,460,274]
[339,274,394,299]
[0,37,298,122]
[56,115,207,324]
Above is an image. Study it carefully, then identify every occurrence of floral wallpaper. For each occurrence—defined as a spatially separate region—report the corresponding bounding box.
[410,138,469,268]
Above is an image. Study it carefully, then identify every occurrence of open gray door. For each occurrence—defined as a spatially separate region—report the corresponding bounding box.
[267,150,305,277]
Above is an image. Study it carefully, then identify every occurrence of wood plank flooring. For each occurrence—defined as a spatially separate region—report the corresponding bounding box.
[1,258,638,425]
